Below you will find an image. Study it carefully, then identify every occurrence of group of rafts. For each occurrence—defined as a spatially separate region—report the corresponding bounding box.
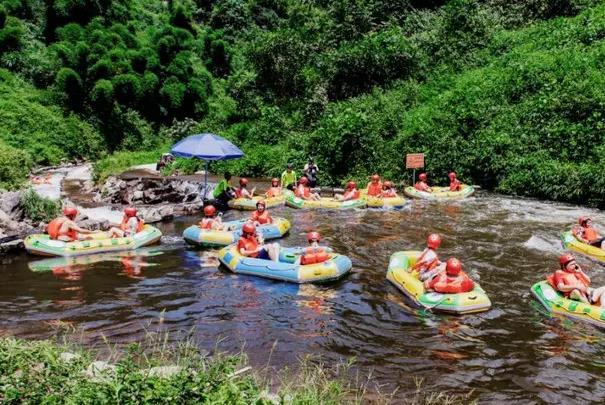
[24,171,605,326]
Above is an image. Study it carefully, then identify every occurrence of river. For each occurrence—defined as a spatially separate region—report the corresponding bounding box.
[2,193,605,402]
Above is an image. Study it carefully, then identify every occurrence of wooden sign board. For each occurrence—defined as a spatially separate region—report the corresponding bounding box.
[406,153,425,169]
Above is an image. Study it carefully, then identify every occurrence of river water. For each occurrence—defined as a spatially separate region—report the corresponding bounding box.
[2,193,605,402]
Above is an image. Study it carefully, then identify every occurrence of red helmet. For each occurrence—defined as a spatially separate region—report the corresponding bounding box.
[371,174,380,182]
[346,181,356,189]
[299,177,309,185]
[124,207,137,217]
[579,217,591,227]
[427,233,441,249]
[239,178,249,186]
[307,232,321,243]
[256,199,266,208]
[203,205,216,217]
[419,173,427,181]
[384,181,393,188]
[271,177,279,186]
[559,253,575,269]
[446,258,462,276]
[63,207,78,218]
[242,223,256,235]
[448,172,457,180]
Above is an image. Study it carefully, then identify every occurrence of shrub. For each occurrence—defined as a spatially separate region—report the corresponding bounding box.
[0,141,32,190]
[20,188,60,222]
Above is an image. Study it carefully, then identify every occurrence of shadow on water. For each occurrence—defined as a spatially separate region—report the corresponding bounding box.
[3,193,605,401]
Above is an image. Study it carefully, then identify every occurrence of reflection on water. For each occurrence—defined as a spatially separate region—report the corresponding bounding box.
[3,193,605,401]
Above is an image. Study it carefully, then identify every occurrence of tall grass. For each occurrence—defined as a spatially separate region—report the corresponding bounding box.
[20,188,59,222]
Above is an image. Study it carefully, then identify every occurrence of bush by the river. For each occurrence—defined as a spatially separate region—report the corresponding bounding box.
[20,188,59,222]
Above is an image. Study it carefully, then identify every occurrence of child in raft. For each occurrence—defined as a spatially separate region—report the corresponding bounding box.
[198,205,224,230]
[237,223,280,261]
[47,207,102,242]
[414,173,432,193]
[573,217,605,249]
[549,254,605,307]
[448,171,462,191]
[249,200,273,226]
[265,178,283,198]
[300,232,329,265]
[423,258,474,294]
[108,207,145,237]
[411,233,442,281]
[295,176,321,200]
[366,174,382,197]
[381,181,398,198]
[334,181,361,201]
[235,178,256,199]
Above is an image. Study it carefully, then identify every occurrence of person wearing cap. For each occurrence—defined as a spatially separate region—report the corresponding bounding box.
[198,205,224,230]
[548,254,605,307]
[46,207,102,242]
[237,223,280,261]
[334,181,360,201]
[303,158,319,188]
[366,174,382,197]
[413,234,442,281]
[573,217,605,248]
[280,163,298,191]
[300,232,329,265]
[265,178,283,198]
[108,207,145,238]
[423,258,475,294]
[414,172,432,192]
[234,178,256,199]
[249,200,273,225]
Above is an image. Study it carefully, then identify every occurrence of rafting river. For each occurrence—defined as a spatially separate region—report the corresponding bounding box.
[2,193,605,402]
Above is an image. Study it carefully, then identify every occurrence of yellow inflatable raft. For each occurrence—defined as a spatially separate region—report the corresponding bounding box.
[561,231,605,264]
[285,193,366,210]
[227,195,285,210]
[531,280,605,327]
[404,185,475,200]
[387,251,491,314]
[360,191,406,208]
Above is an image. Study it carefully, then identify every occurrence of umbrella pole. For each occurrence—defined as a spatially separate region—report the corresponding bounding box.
[203,161,209,201]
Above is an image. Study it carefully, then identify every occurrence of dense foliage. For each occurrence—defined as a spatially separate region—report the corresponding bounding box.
[1,0,604,206]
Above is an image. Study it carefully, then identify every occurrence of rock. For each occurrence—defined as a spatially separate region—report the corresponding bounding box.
[132,190,144,202]
[0,239,24,254]
[79,219,109,231]
[83,361,117,383]
[60,352,81,363]
[0,191,23,220]
[141,207,162,223]
[158,205,174,220]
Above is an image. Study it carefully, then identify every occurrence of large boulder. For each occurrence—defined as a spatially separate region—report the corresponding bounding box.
[0,191,24,220]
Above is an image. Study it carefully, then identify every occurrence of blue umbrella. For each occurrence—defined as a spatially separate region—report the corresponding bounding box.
[171,133,244,199]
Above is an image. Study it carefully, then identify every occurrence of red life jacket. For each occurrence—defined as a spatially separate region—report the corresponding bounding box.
[367,183,382,197]
[449,179,462,191]
[412,248,439,272]
[343,189,360,200]
[47,218,77,241]
[549,270,590,297]
[428,271,474,294]
[237,235,259,258]
[199,218,215,230]
[583,226,600,242]
[414,181,430,192]
[120,215,144,233]
[295,184,310,198]
[251,210,271,225]
[301,247,329,265]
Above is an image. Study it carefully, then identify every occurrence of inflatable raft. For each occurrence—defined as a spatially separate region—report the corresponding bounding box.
[24,225,162,257]
[182,217,291,248]
[227,195,285,210]
[363,194,407,209]
[387,251,491,314]
[218,245,352,283]
[285,193,366,210]
[403,185,475,200]
[561,231,605,263]
[531,280,605,327]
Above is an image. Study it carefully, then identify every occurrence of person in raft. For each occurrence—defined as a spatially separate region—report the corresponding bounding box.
[381,181,398,198]
[234,178,256,199]
[424,258,475,294]
[448,171,462,191]
[573,217,605,248]
[414,173,432,193]
[549,254,605,307]
[295,176,321,200]
[250,200,273,226]
[411,233,442,281]
[281,163,297,191]
[108,207,145,238]
[265,178,283,198]
[198,205,224,230]
[47,207,102,242]
[303,157,319,188]
[300,232,329,265]
[237,223,280,261]
[213,172,236,203]
[334,181,361,201]
[366,174,382,197]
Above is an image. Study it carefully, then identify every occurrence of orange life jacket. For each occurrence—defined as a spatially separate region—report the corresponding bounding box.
[414,181,430,192]
[449,179,462,191]
[343,189,360,200]
[237,235,259,258]
[301,247,329,265]
[295,184,310,198]
[583,226,600,242]
[265,187,282,198]
[413,248,439,272]
[428,271,474,294]
[548,270,590,296]
[251,210,271,225]
[120,215,144,233]
[47,218,77,241]
[367,182,382,197]
[199,218,215,230]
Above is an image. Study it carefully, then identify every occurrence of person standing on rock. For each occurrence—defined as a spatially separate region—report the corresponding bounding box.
[213,172,235,205]
[47,207,101,242]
